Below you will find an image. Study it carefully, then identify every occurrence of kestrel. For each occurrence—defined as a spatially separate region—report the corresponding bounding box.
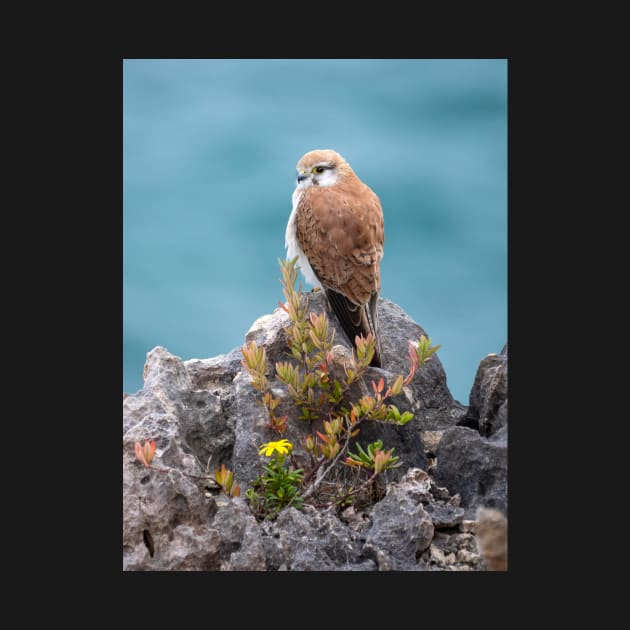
[285,149,385,367]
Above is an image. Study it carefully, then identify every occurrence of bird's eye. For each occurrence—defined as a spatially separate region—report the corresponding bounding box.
[313,166,325,174]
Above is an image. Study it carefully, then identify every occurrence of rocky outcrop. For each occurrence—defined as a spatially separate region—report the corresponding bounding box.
[232,292,465,489]
[432,344,508,518]
[123,292,507,570]
[460,344,507,437]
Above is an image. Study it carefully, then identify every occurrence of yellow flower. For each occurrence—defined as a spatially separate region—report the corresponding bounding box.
[258,439,293,457]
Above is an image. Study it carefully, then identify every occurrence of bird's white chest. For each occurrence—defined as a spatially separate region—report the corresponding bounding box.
[285,190,322,288]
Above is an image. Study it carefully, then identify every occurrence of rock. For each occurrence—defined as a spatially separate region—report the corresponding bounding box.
[457,549,478,564]
[460,344,507,437]
[393,467,433,501]
[423,502,465,529]
[213,499,267,571]
[475,507,508,571]
[430,345,508,519]
[424,530,482,571]
[363,481,434,571]
[265,506,373,571]
[374,297,467,428]
[421,430,443,455]
[433,426,507,518]
[123,347,240,571]
[122,460,223,570]
[123,291,504,571]
[429,544,445,565]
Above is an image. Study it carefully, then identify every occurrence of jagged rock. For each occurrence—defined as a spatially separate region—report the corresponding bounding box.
[213,499,267,571]
[431,345,508,520]
[122,293,506,571]
[433,426,507,518]
[363,471,435,571]
[423,502,465,529]
[460,344,508,437]
[263,505,374,571]
[123,348,240,571]
[374,297,467,428]
[421,430,444,455]
[424,530,484,571]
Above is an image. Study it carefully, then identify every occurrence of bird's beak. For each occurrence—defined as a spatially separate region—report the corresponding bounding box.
[297,170,309,183]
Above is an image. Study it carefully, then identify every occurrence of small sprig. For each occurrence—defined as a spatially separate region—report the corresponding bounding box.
[241,340,268,392]
[214,463,241,497]
[354,334,376,372]
[345,440,401,473]
[404,335,441,385]
[135,440,156,467]
[278,257,312,360]
[241,340,287,434]
[315,418,344,460]
[348,376,413,426]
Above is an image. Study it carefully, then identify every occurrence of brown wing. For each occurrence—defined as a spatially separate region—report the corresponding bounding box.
[296,179,384,366]
[295,180,384,305]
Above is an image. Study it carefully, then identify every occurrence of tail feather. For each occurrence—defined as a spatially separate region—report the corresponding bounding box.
[324,288,382,367]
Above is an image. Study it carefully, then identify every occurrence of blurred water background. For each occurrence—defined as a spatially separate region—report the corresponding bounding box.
[123,59,506,404]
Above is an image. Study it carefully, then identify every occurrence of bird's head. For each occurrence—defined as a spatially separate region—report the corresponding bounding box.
[295,149,354,190]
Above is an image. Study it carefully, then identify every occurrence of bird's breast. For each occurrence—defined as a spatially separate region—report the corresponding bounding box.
[286,189,322,288]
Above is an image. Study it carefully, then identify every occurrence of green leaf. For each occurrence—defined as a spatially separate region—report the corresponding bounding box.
[399,412,414,425]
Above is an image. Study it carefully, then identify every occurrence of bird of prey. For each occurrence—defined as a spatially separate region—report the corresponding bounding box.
[285,149,385,367]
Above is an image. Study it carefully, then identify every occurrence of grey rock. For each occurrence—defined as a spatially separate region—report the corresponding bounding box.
[433,426,507,518]
[212,499,266,571]
[428,532,483,571]
[393,467,433,502]
[429,346,508,521]
[423,502,465,529]
[123,346,239,571]
[460,344,507,437]
[363,482,434,571]
[421,430,443,455]
[422,530,482,571]
[374,296,468,429]
[430,544,446,565]
[266,506,372,571]
[123,293,503,571]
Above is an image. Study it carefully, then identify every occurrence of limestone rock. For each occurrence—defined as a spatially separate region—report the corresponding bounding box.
[433,426,507,518]
[433,345,508,519]
[122,293,506,571]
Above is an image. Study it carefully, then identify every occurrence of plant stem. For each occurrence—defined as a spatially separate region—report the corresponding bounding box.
[329,471,379,509]
[299,412,370,501]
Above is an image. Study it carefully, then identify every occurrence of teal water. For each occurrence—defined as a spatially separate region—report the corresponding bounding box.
[123,59,506,404]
